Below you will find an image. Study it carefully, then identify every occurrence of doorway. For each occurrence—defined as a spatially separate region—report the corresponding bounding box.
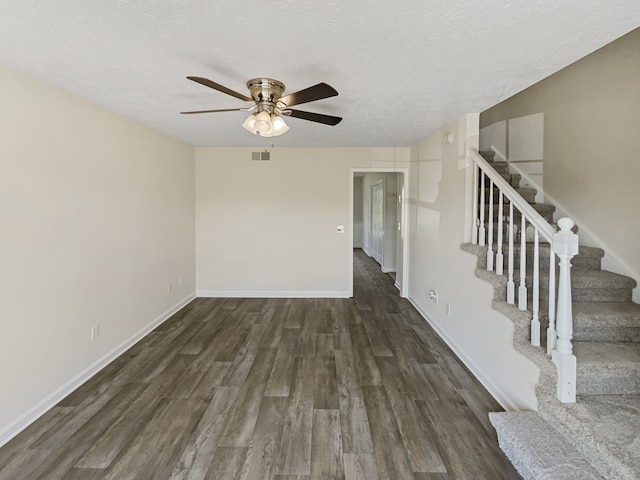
[349,168,409,298]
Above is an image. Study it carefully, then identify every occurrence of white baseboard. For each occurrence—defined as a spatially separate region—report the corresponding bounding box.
[0,292,196,448]
[196,290,350,298]
[408,295,520,412]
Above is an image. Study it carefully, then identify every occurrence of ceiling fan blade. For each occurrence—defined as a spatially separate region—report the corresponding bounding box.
[180,108,250,114]
[186,76,252,102]
[285,109,342,126]
[278,83,338,107]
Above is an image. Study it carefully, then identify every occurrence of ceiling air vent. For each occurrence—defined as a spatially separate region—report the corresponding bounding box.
[252,151,270,161]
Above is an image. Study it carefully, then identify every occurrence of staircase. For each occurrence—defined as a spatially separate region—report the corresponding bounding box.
[463,150,640,479]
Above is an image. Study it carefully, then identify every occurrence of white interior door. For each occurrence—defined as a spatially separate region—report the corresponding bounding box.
[371,182,384,265]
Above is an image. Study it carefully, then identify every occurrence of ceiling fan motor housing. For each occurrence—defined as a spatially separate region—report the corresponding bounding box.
[182,75,342,127]
[246,78,286,114]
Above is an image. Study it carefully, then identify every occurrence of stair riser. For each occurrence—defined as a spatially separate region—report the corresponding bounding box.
[489,277,633,303]
[478,175,521,188]
[484,228,582,246]
[479,250,602,271]
[473,248,635,303]
[479,151,496,162]
[480,162,508,174]
[486,227,554,245]
[543,325,640,343]
[482,190,537,204]
[482,209,554,224]
[577,367,639,395]
[497,173,521,188]
[572,288,633,303]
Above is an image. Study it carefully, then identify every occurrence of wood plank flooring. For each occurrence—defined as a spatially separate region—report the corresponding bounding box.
[0,249,521,479]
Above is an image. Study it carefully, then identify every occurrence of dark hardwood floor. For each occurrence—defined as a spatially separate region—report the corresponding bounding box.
[0,249,521,479]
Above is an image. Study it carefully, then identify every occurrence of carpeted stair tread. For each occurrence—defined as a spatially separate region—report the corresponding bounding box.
[573,301,640,319]
[540,394,640,480]
[562,269,636,289]
[483,186,538,203]
[489,411,602,480]
[574,341,640,395]
[514,243,602,260]
[485,202,556,215]
[538,301,640,343]
[471,265,635,303]
[461,244,637,296]
[484,203,556,224]
[485,161,509,174]
[478,242,604,270]
[516,269,635,303]
[499,172,522,188]
[480,150,497,161]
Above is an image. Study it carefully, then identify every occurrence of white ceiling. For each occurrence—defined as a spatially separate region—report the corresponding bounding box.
[1,1,638,148]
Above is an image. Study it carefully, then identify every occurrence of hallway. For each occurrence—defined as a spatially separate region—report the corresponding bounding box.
[0,249,520,479]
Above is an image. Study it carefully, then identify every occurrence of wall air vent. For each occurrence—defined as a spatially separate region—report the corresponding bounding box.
[252,151,270,161]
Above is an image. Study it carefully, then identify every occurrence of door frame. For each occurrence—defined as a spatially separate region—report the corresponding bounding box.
[349,167,410,298]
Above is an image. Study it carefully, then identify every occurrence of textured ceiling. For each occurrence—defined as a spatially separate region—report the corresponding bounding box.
[1,1,639,147]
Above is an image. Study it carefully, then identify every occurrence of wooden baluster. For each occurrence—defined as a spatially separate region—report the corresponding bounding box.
[496,191,504,275]
[547,250,557,355]
[552,217,578,403]
[518,214,527,310]
[531,229,540,346]
[487,179,494,271]
[472,163,479,245]
[507,203,515,304]
[479,169,486,246]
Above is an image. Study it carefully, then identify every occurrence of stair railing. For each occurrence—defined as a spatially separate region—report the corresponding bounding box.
[468,148,578,403]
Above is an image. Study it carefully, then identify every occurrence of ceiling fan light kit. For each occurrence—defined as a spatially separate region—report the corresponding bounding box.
[241,111,290,137]
[182,76,342,137]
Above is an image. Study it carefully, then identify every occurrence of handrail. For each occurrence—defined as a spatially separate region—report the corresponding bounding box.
[468,148,556,243]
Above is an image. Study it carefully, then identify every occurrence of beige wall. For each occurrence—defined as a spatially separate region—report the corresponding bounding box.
[0,65,196,443]
[407,115,539,410]
[195,147,408,297]
[481,28,640,297]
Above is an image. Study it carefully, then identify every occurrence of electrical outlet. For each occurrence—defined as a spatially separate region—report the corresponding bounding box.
[429,290,438,304]
[91,324,100,340]
[446,303,451,316]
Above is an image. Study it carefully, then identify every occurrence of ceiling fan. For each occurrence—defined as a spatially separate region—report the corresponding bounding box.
[181,76,343,137]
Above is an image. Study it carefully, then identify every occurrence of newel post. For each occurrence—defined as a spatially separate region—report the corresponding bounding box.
[551,217,579,403]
